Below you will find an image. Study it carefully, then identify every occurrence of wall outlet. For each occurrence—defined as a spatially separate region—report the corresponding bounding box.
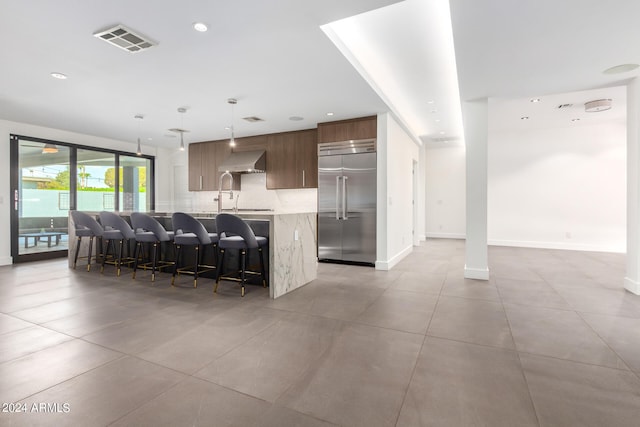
[294,230,299,241]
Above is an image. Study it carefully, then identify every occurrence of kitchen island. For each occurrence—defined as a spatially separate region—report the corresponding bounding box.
[68,211,317,298]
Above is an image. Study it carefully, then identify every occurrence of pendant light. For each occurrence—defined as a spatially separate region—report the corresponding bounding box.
[135,114,143,156]
[42,143,58,154]
[228,98,237,147]
[178,107,187,151]
[169,107,189,151]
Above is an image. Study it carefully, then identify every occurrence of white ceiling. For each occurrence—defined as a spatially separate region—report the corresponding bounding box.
[449,0,640,100]
[1,0,639,153]
[0,0,401,149]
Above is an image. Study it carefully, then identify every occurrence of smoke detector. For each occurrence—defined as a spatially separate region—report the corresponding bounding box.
[585,99,612,112]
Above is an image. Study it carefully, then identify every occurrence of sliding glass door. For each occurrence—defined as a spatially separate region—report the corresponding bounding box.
[77,149,116,212]
[14,139,71,260]
[10,135,155,263]
[119,155,152,212]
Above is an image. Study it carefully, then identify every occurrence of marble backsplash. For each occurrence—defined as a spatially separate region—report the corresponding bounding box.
[182,173,317,214]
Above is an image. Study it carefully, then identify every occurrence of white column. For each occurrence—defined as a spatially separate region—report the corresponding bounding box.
[463,98,489,280]
[625,78,640,294]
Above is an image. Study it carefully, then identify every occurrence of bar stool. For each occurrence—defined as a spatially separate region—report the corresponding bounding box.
[171,212,219,288]
[130,212,174,282]
[214,213,268,297]
[70,210,104,271]
[99,211,136,276]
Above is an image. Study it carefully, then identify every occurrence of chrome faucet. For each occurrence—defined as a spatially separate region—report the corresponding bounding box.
[217,171,234,212]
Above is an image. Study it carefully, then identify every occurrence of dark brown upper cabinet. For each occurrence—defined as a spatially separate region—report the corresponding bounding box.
[266,129,317,189]
[317,115,377,143]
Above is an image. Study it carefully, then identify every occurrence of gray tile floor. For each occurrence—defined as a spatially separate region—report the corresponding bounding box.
[2,239,640,426]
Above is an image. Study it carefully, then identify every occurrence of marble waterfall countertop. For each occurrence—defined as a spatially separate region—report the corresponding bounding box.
[190,211,318,298]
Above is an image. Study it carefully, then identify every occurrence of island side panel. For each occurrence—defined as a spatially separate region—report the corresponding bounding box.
[271,212,317,298]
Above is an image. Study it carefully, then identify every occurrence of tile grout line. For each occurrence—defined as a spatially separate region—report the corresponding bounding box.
[393,265,447,427]
[494,273,542,427]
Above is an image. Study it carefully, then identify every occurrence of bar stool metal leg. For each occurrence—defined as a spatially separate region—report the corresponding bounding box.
[73,236,82,269]
[240,249,246,297]
[258,247,267,288]
[87,236,94,272]
[171,244,181,286]
[193,245,200,288]
[132,242,141,279]
[214,248,225,293]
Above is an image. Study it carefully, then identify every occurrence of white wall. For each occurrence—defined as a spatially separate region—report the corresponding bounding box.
[0,119,173,265]
[376,113,421,270]
[488,120,626,252]
[425,145,466,238]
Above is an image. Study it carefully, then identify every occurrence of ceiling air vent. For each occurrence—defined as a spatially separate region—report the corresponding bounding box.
[556,103,573,109]
[93,25,156,53]
[242,116,264,123]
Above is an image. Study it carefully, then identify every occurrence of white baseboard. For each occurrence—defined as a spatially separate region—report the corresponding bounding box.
[0,256,13,266]
[418,234,426,242]
[375,245,413,271]
[425,232,466,240]
[464,265,490,280]
[488,239,625,253]
[625,277,640,295]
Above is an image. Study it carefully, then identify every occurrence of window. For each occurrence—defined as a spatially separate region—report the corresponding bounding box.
[10,135,155,262]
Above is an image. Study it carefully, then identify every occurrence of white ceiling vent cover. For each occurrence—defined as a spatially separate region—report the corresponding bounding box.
[93,25,156,53]
[585,99,612,112]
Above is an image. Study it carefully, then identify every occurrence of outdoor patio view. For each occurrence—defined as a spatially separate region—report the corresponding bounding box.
[16,139,151,257]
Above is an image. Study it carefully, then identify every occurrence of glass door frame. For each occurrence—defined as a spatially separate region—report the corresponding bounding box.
[10,134,155,263]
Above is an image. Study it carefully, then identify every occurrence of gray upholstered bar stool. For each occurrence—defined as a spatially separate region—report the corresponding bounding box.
[215,213,267,297]
[70,210,104,271]
[130,212,174,282]
[171,212,219,288]
[99,211,136,276]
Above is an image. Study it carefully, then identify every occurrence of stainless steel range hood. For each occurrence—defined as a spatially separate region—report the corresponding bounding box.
[218,150,266,173]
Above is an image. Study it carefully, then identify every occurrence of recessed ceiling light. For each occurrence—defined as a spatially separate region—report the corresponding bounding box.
[530,98,541,103]
[193,22,208,32]
[521,116,529,120]
[289,116,304,121]
[224,126,231,130]
[326,112,334,116]
[439,131,445,135]
[603,64,639,75]
[50,72,67,80]
[427,100,435,104]
[147,137,153,141]
[435,119,441,123]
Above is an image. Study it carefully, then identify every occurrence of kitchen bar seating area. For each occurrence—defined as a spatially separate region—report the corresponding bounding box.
[68,210,316,298]
[69,211,268,296]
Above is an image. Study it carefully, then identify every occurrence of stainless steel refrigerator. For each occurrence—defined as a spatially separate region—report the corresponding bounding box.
[317,140,376,265]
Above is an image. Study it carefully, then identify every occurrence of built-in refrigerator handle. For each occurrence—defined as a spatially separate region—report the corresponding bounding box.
[335,176,341,220]
[342,176,348,219]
